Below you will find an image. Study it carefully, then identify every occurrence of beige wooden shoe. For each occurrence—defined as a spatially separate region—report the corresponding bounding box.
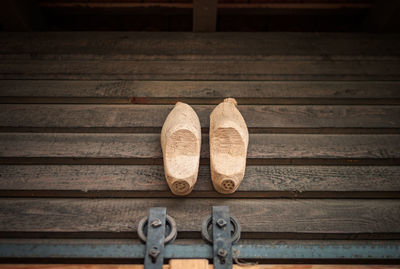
[210,98,249,194]
[161,102,201,196]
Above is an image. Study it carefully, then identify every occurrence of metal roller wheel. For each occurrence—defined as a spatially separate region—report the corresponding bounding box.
[137,214,177,244]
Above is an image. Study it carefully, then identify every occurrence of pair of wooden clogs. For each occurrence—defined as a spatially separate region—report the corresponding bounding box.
[161,98,248,195]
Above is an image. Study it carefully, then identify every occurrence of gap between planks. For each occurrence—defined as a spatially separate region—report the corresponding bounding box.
[1,190,399,199]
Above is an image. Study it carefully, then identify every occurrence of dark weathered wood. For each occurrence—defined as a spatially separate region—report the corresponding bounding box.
[2,81,400,105]
[1,263,400,268]
[0,198,399,237]
[0,0,44,31]
[2,81,400,99]
[0,165,399,195]
[0,133,399,160]
[1,32,399,60]
[1,60,399,80]
[193,0,217,32]
[366,0,400,32]
[0,104,399,130]
[2,263,399,268]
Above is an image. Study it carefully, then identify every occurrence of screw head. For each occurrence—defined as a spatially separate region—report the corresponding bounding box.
[216,218,227,228]
[217,248,228,258]
[149,246,160,262]
[150,218,162,228]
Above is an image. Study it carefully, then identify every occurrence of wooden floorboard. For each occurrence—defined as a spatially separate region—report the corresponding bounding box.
[1,60,400,80]
[0,198,399,237]
[0,33,399,60]
[0,133,399,160]
[2,260,400,269]
[0,105,399,130]
[0,165,399,198]
[1,81,400,100]
[1,32,399,258]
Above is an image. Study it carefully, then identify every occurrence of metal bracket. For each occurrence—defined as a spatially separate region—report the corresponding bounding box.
[212,206,233,269]
[142,207,167,269]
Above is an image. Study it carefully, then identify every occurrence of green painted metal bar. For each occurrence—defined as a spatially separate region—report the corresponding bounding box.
[1,241,399,260]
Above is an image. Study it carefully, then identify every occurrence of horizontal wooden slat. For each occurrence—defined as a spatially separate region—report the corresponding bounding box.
[1,60,399,80]
[0,165,399,197]
[1,264,399,269]
[0,199,399,237]
[1,32,399,60]
[1,81,400,99]
[0,133,399,161]
[38,1,373,11]
[0,105,399,130]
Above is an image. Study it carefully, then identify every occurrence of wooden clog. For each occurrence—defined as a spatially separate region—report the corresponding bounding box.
[210,98,249,194]
[161,102,201,195]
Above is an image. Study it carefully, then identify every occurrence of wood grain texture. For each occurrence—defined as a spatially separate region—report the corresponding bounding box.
[0,199,399,235]
[0,165,398,198]
[1,60,399,80]
[1,104,399,129]
[1,165,399,193]
[1,32,399,60]
[2,264,400,269]
[1,81,399,99]
[0,133,399,160]
[169,259,208,269]
[1,32,400,250]
[193,0,217,32]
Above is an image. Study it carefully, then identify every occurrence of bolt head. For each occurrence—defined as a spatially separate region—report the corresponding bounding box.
[216,218,227,228]
[151,218,162,228]
[217,248,228,258]
[149,246,160,261]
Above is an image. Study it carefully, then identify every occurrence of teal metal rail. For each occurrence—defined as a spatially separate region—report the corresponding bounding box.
[1,241,399,260]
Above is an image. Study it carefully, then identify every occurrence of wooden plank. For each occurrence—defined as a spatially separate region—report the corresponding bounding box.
[366,0,400,32]
[0,133,399,161]
[0,80,399,98]
[193,0,217,32]
[2,81,400,105]
[0,165,399,197]
[0,0,44,31]
[1,32,399,60]
[38,0,372,9]
[0,104,399,130]
[1,60,399,80]
[2,264,400,269]
[169,259,208,269]
[0,198,399,237]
